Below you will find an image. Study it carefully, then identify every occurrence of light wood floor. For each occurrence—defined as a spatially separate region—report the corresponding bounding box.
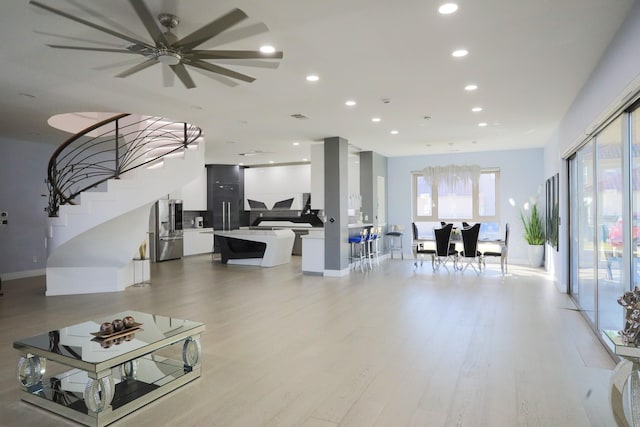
[0,256,618,426]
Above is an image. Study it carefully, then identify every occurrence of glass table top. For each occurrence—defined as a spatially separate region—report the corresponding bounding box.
[14,311,204,367]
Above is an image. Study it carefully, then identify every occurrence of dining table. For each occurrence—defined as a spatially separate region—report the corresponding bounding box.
[412,234,506,271]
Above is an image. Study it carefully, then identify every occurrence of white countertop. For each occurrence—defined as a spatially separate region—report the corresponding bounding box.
[183,227,213,232]
[348,223,373,228]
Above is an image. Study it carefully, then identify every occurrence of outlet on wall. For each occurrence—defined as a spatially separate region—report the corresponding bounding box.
[32,256,38,263]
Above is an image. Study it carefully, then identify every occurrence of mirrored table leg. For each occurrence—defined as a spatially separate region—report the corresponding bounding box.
[84,375,115,413]
[17,355,46,391]
[182,336,202,371]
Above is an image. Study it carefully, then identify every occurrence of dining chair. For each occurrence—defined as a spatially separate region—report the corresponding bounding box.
[458,223,482,273]
[434,223,457,271]
[482,223,510,274]
[412,222,435,269]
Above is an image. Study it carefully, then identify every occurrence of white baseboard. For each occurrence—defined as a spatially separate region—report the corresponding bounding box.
[324,267,350,277]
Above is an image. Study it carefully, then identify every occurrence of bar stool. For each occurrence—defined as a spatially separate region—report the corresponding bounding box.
[367,226,381,267]
[349,228,368,272]
[386,225,404,259]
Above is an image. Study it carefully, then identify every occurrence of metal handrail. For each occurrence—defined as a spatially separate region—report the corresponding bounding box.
[47,114,202,217]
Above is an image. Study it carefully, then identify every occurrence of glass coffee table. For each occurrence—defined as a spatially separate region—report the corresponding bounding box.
[13,311,205,427]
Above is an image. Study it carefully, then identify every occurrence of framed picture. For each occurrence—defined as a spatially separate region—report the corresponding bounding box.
[546,173,559,250]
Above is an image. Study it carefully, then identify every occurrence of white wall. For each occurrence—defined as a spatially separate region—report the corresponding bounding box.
[544,1,640,287]
[387,148,544,264]
[244,164,310,210]
[0,138,52,278]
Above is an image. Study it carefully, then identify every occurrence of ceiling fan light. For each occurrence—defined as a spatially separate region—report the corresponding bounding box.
[260,45,276,54]
[157,51,181,66]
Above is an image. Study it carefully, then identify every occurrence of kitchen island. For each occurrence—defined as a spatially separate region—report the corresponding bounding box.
[214,229,295,267]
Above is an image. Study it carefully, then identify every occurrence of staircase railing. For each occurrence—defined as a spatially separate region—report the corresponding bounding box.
[47,113,202,217]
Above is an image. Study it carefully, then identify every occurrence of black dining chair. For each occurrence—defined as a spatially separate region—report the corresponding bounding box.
[412,222,435,269]
[434,223,457,271]
[482,223,510,274]
[458,223,482,273]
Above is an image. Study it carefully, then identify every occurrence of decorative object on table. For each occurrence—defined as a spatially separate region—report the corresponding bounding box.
[91,316,142,348]
[617,287,640,344]
[138,241,147,260]
[520,201,545,267]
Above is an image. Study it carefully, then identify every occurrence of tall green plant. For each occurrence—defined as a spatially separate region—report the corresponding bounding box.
[520,203,545,245]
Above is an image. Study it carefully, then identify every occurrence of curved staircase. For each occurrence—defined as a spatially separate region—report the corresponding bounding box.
[45,114,203,296]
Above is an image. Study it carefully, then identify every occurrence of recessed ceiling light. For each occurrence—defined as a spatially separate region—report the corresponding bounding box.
[471,107,483,112]
[452,49,468,57]
[439,3,458,14]
[390,130,399,135]
[306,74,319,82]
[269,160,275,164]
[371,117,381,122]
[478,122,488,127]
[239,162,244,166]
[345,100,356,106]
[465,84,478,91]
[292,142,300,146]
[302,158,308,162]
[259,45,276,54]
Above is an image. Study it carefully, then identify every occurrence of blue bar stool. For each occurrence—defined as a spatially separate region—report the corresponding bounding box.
[349,228,368,272]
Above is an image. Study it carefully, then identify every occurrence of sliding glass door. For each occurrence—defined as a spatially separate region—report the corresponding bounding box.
[569,111,633,333]
[570,142,595,323]
[596,117,624,332]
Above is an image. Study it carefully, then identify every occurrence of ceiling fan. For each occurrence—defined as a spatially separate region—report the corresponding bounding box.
[29,0,283,89]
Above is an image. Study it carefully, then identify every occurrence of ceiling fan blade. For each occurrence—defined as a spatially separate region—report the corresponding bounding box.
[115,58,158,78]
[189,67,238,87]
[65,0,147,42]
[203,22,269,48]
[35,31,123,47]
[129,0,169,46]
[174,9,248,50]
[191,50,283,60]
[207,59,281,69]
[30,0,153,48]
[162,64,175,87]
[188,59,255,83]
[94,58,142,71]
[170,63,196,89]
[47,45,138,54]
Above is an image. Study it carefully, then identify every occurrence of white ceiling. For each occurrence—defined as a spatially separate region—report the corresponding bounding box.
[0,0,634,165]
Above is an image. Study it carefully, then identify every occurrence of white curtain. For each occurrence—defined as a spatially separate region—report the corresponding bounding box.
[421,164,481,188]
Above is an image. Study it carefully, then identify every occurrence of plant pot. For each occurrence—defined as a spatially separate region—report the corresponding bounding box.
[527,244,544,267]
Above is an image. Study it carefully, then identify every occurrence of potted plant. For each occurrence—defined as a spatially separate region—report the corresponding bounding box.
[520,203,545,267]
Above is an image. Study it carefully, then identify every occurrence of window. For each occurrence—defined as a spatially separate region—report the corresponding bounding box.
[412,167,500,238]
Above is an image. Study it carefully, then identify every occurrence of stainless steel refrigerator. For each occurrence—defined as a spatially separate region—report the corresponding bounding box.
[154,199,184,261]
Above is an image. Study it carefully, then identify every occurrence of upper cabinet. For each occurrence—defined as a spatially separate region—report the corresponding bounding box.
[181,166,207,210]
